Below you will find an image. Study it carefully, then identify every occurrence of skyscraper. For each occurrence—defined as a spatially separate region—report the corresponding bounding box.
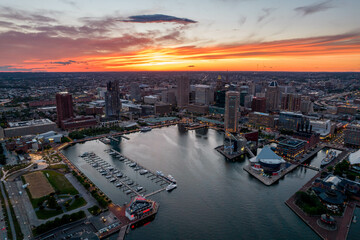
[177,76,190,107]
[56,92,74,126]
[130,82,141,102]
[266,81,280,112]
[281,93,302,112]
[225,91,240,133]
[195,84,213,105]
[251,97,266,113]
[105,80,122,118]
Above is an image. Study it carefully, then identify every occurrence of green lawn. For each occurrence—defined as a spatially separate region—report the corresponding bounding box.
[87,205,101,215]
[66,197,87,211]
[35,208,63,220]
[43,170,79,195]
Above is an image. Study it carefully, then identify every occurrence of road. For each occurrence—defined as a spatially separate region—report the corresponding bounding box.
[0,181,16,240]
[5,180,33,239]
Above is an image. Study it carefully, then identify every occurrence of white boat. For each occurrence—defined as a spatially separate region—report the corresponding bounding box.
[129,163,137,168]
[105,175,112,179]
[136,186,143,192]
[125,189,132,194]
[167,174,177,183]
[109,178,116,182]
[140,127,152,132]
[139,169,148,175]
[107,167,114,171]
[116,183,123,187]
[116,173,123,178]
[321,150,337,167]
[156,171,164,176]
[113,170,120,174]
[109,152,115,155]
[353,215,357,223]
[166,183,177,191]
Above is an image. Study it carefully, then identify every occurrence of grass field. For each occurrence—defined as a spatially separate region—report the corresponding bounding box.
[66,197,87,211]
[24,172,54,198]
[43,170,79,195]
[36,208,63,219]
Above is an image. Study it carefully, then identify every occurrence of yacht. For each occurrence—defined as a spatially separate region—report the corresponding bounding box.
[156,171,164,177]
[140,127,152,132]
[129,163,137,168]
[321,150,337,167]
[116,183,123,187]
[139,169,148,175]
[105,175,112,179]
[107,166,114,171]
[127,180,134,185]
[167,175,177,183]
[116,173,123,178]
[125,189,132,194]
[113,170,120,174]
[166,183,177,191]
[135,186,143,192]
[109,178,116,182]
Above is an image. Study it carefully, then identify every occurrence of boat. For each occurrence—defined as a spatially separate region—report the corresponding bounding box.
[107,166,114,171]
[116,183,123,187]
[167,175,176,183]
[139,169,148,175]
[127,180,134,185]
[156,171,164,176]
[105,175,112,179]
[125,189,132,194]
[136,186,143,192]
[109,178,116,182]
[166,183,177,191]
[116,173,123,178]
[353,216,357,223]
[101,172,108,175]
[109,152,115,155]
[129,163,137,168]
[321,150,337,167]
[114,170,120,174]
[140,127,152,132]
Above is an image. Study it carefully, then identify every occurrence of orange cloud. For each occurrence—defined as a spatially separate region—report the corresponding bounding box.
[3,32,360,72]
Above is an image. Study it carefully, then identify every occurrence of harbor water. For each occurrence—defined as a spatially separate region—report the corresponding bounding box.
[62,126,358,240]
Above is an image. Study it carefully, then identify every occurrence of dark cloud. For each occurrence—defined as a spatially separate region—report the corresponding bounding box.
[52,60,76,65]
[187,65,195,67]
[0,65,32,71]
[0,6,57,23]
[257,8,276,23]
[294,1,333,16]
[121,14,197,24]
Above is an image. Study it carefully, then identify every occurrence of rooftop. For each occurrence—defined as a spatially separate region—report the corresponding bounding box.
[8,118,54,128]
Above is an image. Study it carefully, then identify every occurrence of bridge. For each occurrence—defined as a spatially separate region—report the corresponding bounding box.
[245,146,255,158]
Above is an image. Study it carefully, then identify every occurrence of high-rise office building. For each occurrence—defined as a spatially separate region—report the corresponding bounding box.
[56,92,74,126]
[130,82,141,102]
[266,81,280,112]
[251,97,266,113]
[195,85,213,105]
[105,80,122,118]
[177,76,190,107]
[281,93,302,112]
[225,91,240,133]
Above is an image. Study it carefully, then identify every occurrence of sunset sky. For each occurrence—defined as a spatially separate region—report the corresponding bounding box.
[0,0,359,72]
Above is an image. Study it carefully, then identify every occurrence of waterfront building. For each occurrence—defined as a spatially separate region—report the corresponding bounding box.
[281,93,301,112]
[278,112,310,132]
[195,85,213,105]
[225,91,240,133]
[56,92,74,126]
[250,146,285,173]
[177,76,190,107]
[248,112,276,128]
[105,80,122,118]
[223,133,247,156]
[276,138,307,160]
[4,119,57,138]
[144,95,160,104]
[292,131,320,151]
[266,81,280,112]
[209,106,225,116]
[344,121,360,147]
[125,196,156,221]
[154,103,172,115]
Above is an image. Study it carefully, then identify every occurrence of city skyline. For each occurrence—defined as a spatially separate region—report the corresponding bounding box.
[0,0,359,72]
